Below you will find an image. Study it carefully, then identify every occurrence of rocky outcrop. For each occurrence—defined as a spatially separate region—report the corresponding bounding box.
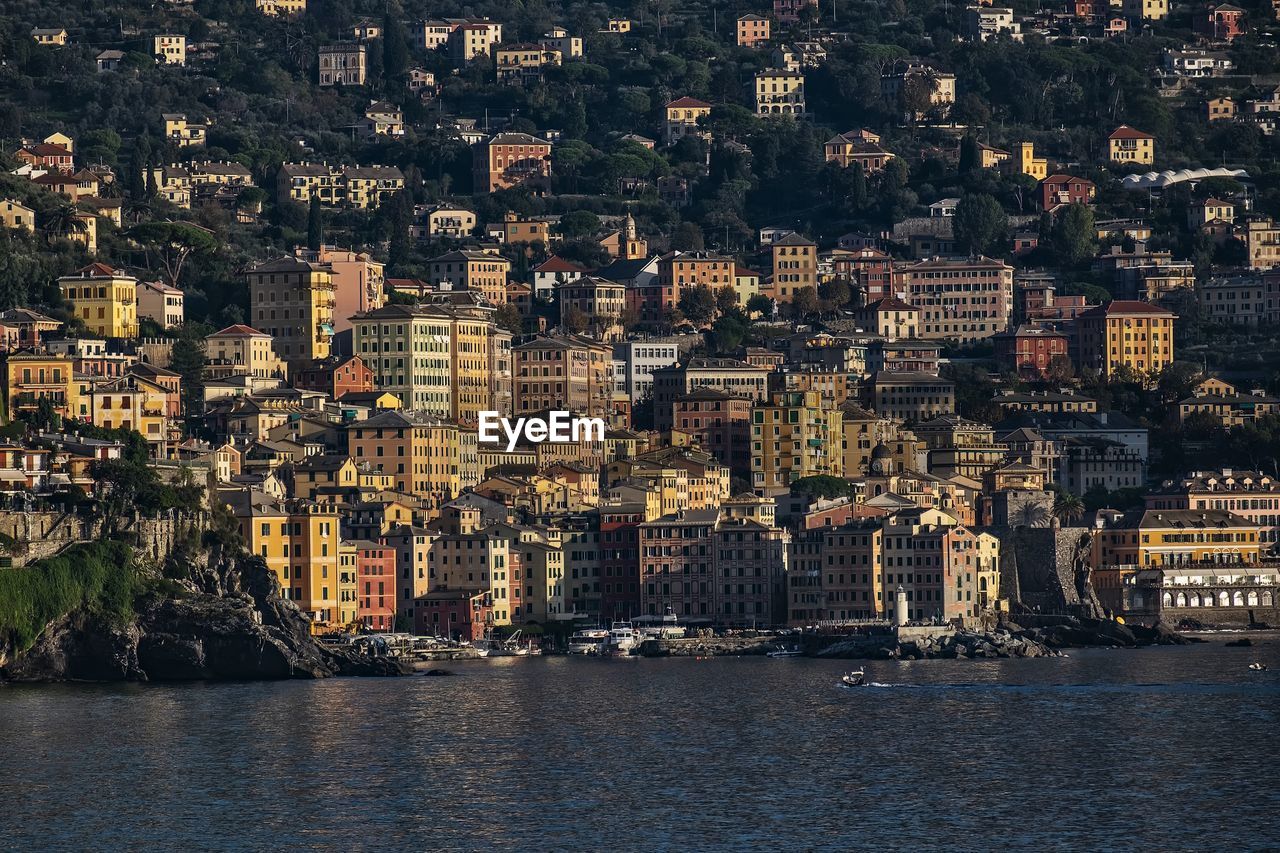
[813,630,1057,660]
[1,538,409,683]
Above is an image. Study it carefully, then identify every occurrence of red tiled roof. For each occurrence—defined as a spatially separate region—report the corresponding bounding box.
[667,96,712,109]
[1081,300,1176,318]
[1109,125,1153,140]
[211,323,269,337]
[535,255,586,273]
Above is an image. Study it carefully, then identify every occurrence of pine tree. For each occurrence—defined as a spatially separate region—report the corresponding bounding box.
[382,8,409,81]
[850,162,867,212]
[307,196,324,250]
[128,137,151,199]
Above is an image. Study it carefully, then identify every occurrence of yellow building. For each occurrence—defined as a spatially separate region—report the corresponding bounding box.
[755,70,805,115]
[204,324,286,380]
[770,232,817,302]
[153,34,186,65]
[233,495,343,628]
[163,114,207,148]
[277,163,405,210]
[337,541,359,628]
[664,96,712,145]
[494,44,562,84]
[1076,300,1176,380]
[346,410,479,516]
[1108,125,1155,165]
[58,263,139,339]
[351,302,505,420]
[87,374,169,446]
[1011,141,1047,180]
[1121,0,1167,19]
[31,28,68,46]
[1,199,37,232]
[750,390,843,496]
[256,0,307,14]
[2,352,87,422]
[1242,217,1280,270]
[244,256,336,365]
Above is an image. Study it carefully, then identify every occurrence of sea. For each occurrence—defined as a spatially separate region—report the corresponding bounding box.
[1,638,1277,851]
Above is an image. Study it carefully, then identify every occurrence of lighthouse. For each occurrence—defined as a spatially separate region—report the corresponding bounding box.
[895,585,909,627]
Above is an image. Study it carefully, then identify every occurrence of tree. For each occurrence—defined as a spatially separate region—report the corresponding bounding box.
[790,475,854,500]
[673,221,704,251]
[564,306,589,333]
[714,287,738,315]
[958,135,981,174]
[953,193,1008,256]
[382,7,409,80]
[1051,203,1096,266]
[1045,354,1075,383]
[41,203,88,242]
[850,161,867,212]
[1052,491,1086,525]
[306,197,324,251]
[678,285,716,327]
[746,294,773,317]
[789,286,819,317]
[558,210,601,239]
[128,136,151,200]
[169,329,208,417]
[819,278,852,310]
[127,222,218,286]
[495,303,523,334]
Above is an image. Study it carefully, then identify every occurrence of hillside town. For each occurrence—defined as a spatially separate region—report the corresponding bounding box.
[3,0,1280,645]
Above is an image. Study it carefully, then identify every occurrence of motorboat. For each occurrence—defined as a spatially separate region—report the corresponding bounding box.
[637,608,686,640]
[1248,662,1268,671]
[841,669,866,687]
[607,622,642,654]
[474,629,536,657]
[768,647,804,658]
[567,628,610,655]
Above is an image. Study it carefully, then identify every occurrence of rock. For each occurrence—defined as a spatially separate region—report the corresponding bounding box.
[1225,638,1253,647]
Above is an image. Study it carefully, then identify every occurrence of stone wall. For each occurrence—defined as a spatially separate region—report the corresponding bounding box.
[0,511,207,567]
[996,524,1105,618]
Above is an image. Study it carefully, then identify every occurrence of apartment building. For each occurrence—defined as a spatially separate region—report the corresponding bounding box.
[894,256,1014,344]
[244,256,336,365]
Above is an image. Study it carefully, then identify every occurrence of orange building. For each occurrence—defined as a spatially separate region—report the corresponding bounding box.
[473,132,552,193]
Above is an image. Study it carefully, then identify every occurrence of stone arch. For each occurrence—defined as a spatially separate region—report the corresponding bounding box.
[1263,591,1274,607]
[1247,591,1259,606]
[1188,592,1200,607]
[1233,590,1245,607]
[1218,591,1230,607]
[1175,592,1187,607]
[1162,592,1173,608]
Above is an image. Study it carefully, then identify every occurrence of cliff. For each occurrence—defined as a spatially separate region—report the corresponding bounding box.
[0,521,407,682]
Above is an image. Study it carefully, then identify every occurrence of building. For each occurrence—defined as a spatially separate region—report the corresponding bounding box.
[1,199,37,232]
[2,352,85,421]
[868,372,956,423]
[750,391,844,496]
[31,28,68,46]
[351,302,507,420]
[1198,275,1267,327]
[1197,4,1246,39]
[473,133,552,193]
[894,256,1014,344]
[277,162,405,210]
[1075,300,1175,380]
[512,334,614,417]
[411,204,477,240]
[163,114,206,148]
[737,14,770,47]
[993,324,1070,379]
[293,245,385,333]
[1147,469,1280,555]
[58,263,139,339]
[1121,0,1167,19]
[880,63,956,115]
[205,324,286,380]
[1241,217,1280,270]
[318,43,367,86]
[353,540,396,631]
[651,358,771,431]
[1008,141,1047,180]
[426,250,511,306]
[451,23,503,63]
[1205,96,1236,121]
[135,280,184,329]
[347,412,477,512]
[664,96,712,146]
[613,340,682,403]
[1178,378,1278,427]
[673,388,753,475]
[1108,125,1155,165]
[244,256,336,365]
[540,27,582,58]
[494,44,562,84]
[557,275,626,340]
[966,6,1022,40]
[853,298,920,340]
[1040,175,1096,211]
[256,0,307,14]
[770,233,818,302]
[823,132,895,172]
[153,34,186,65]
[755,70,806,116]
[363,101,404,138]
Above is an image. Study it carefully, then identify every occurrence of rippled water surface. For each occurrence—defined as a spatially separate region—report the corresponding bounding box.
[2,639,1278,850]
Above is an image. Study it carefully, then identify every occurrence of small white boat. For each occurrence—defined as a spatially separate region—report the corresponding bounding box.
[767,647,804,658]
[1248,662,1268,671]
[841,669,866,687]
[607,622,641,654]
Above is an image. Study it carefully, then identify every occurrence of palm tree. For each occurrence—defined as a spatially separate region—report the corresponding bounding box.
[1053,492,1086,526]
[42,202,88,242]
[1016,501,1050,528]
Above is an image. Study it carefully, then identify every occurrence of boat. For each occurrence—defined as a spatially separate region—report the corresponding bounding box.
[567,628,610,655]
[637,608,686,640]
[1248,662,1268,671]
[841,669,866,687]
[606,622,642,654]
[768,647,804,658]
[473,629,535,657]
